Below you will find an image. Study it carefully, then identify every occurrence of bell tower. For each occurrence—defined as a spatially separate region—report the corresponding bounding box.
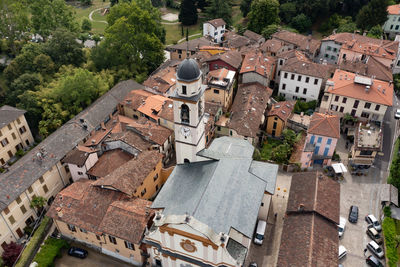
[171,58,206,164]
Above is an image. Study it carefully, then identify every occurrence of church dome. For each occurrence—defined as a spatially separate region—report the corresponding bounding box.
[176,58,201,82]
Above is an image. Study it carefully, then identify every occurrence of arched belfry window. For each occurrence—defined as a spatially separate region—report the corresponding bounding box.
[181,104,190,124]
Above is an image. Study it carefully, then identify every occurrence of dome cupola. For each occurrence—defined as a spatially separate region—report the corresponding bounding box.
[176,58,201,82]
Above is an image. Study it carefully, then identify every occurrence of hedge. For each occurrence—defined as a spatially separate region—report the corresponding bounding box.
[15,216,51,267]
[382,217,399,267]
[32,237,69,267]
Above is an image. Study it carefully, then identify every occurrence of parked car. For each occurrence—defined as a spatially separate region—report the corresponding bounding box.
[338,217,346,238]
[365,214,382,232]
[367,241,384,259]
[68,247,88,259]
[253,220,267,245]
[338,245,347,260]
[348,205,358,223]
[366,225,383,244]
[366,255,384,267]
[395,109,400,120]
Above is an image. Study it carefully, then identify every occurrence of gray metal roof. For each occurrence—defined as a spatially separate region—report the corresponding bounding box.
[0,105,26,129]
[0,80,144,211]
[152,137,279,238]
[176,58,201,82]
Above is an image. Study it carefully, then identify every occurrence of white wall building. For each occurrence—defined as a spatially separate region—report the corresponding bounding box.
[203,18,226,44]
[384,5,400,38]
[62,146,98,181]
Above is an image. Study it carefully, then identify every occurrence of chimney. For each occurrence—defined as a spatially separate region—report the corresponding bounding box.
[365,85,370,93]
[298,203,305,212]
[56,207,63,218]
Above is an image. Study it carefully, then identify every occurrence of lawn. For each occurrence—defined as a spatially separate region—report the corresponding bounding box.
[68,0,109,34]
[164,23,202,45]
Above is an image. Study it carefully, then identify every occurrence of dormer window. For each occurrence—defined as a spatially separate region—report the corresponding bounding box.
[182,85,187,95]
[181,104,190,124]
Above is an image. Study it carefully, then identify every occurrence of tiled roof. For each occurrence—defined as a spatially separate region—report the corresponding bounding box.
[243,30,264,43]
[207,68,235,90]
[388,4,400,15]
[281,57,336,79]
[272,31,321,54]
[105,131,152,152]
[276,49,311,63]
[205,50,243,69]
[341,41,396,61]
[308,113,340,139]
[327,69,393,106]
[166,37,212,52]
[158,99,174,122]
[62,148,94,166]
[122,90,153,111]
[278,172,339,266]
[87,149,134,178]
[205,18,226,28]
[0,80,144,211]
[137,95,170,121]
[47,179,153,244]
[0,105,26,129]
[239,51,275,77]
[339,56,393,82]
[228,83,272,138]
[92,150,162,195]
[205,101,222,116]
[268,101,295,122]
[143,65,177,95]
[260,39,284,54]
[224,31,251,49]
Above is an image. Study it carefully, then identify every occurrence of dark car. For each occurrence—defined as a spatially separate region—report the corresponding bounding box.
[366,255,384,267]
[68,247,88,259]
[348,205,358,223]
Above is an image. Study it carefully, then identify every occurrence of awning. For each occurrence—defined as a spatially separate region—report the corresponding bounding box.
[332,163,348,174]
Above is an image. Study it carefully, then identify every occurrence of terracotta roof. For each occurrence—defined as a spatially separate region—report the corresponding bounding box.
[388,4,400,15]
[137,95,170,121]
[271,31,321,54]
[117,115,172,145]
[87,149,134,178]
[206,18,226,28]
[158,99,174,122]
[276,49,311,63]
[240,51,275,77]
[47,179,153,244]
[189,50,214,64]
[166,37,212,52]
[339,56,393,82]
[207,68,235,90]
[0,105,26,129]
[83,127,112,147]
[260,39,284,54]
[278,172,339,266]
[341,41,396,61]
[268,101,295,122]
[199,46,230,52]
[224,31,251,49]
[281,57,336,79]
[228,83,272,138]
[92,150,162,195]
[205,50,243,69]
[308,113,340,139]
[243,30,264,43]
[327,69,393,106]
[205,101,222,116]
[105,131,152,152]
[62,149,93,166]
[143,66,177,95]
[122,90,153,111]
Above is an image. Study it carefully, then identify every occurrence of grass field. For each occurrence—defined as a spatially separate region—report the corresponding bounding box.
[164,23,202,45]
[68,0,109,34]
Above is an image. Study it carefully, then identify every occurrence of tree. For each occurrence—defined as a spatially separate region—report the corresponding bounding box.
[30,0,78,40]
[179,0,198,25]
[80,0,93,5]
[204,0,232,26]
[33,54,56,76]
[240,0,252,17]
[6,73,42,106]
[81,18,92,32]
[30,196,46,210]
[279,2,296,24]
[290,13,312,33]
[92,34,101,46]
[0,0,30,55]
[261,24,279,38]
[367,24,383,38]
[395,235,400,248]
[79,33,90,44]
[92,0,165,77]
[197,0,207,10]
[247,0,280,34]
[42,28,84,68]
[1,242,23,267]
[356,0,389,30]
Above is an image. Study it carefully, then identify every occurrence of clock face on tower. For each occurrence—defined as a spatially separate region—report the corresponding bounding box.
[180,126,191,137]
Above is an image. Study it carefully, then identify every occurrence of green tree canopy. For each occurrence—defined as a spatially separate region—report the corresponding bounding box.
[356,0,389,30]
[240,0,252,17]
[81,18,92,32]
[290,13,312,33]
[30,196,46,209]
[247,0,280,34]
[205,0,233,26]
[6,73,42,106]
[30,0,78,39]
[261,24,279,38]
[279,2,296,24]
[367,24,383,38]
[179,0,198,25]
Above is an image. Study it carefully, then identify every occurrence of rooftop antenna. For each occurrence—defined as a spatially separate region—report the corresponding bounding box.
[186,28,189,58]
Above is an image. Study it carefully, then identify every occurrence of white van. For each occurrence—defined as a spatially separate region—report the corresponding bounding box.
[253,220,267,245]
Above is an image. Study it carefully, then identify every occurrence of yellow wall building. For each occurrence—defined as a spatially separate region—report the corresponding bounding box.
[205,68,236,111]
[266,101,295,137]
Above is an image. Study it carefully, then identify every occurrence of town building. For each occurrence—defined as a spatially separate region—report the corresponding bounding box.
[384,4,400,38]
[47,179,154,266]
[143,60,179,96]
[243,30,265,45]
[203,18,226,43]
[239,51,275,87]
[205,68,236,111]
[204,102,223,147]
[274,50,310,86]
[144,137,278,267]
[166,37,212,60]
[218,83,272,145]
[266,101,295,137]
[300,113,340,168]
[260,39,287,57]
[62,146,98,182]
[319,69,393,123]
[0,105,34,166]
[277,172,339,266]
[350,122,383,167]
[339,55,393,82]
[223,31,251,50]
[278,57,335,102]
[205,50,243,73]
[0,80,144,253]
[271,30,321,59]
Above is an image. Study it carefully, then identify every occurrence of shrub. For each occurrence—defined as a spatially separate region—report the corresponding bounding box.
[15,217,51,267]
[293,100,317,115]
[332,151,340,161]
[382,217,399,267]
[1,242,23,267]
[384,206,392,218]
[33,237,69,267]
[15,149,25,158]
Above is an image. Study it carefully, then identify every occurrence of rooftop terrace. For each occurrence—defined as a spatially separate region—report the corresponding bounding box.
[355,122,383,151]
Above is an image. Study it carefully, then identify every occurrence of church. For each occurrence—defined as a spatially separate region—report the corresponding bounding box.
[143,58,278,267]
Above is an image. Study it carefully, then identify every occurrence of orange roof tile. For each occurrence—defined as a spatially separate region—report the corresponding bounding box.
[122,90,153,110]
[268,101,296,122]
[137,95,169,121]
[308,113,340,139]
[341,41,396,61]
[327,69,393,106]
[239,51,275,77]
[388,4,400,15]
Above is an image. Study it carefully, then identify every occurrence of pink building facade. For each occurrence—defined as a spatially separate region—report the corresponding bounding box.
[300,134,338,169]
